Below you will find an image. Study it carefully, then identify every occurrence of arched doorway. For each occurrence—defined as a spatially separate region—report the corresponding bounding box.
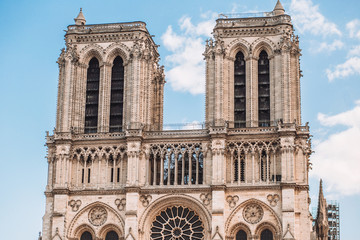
[80,231,93,240]
[260,229,273,240]
[236,229,247,240]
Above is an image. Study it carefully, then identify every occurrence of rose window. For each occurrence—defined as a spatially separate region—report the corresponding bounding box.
[150,206,204,240]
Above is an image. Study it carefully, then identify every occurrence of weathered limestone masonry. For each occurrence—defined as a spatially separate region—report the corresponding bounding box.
[42,2,313,240]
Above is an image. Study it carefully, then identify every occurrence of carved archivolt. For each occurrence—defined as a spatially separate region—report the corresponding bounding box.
[255,221,280,239]
[226,222,251,240]
[79,43,105,65]
[251,37,276,57]
[98,224,124,240]
[226,38,251,59]
[73,224,96,239]
[105,42,131,64]
[67,201,124,239]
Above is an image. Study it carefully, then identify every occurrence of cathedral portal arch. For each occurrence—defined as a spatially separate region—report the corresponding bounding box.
[138,194,211,240]
[67,201,125,239]
[225,198,281,239]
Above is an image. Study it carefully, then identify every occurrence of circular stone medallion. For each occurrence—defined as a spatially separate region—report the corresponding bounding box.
[243,203,264,224]
[88,206,108,226]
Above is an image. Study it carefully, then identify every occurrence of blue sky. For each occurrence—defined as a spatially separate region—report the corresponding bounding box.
[0,0,359,239]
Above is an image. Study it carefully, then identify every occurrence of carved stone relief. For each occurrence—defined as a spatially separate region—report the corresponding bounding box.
[267,194,280,207]
[139,195,152,207]
[226,195,239,208]
[243,203,263,224]
[115,198,126,211]
[88,206,107,226]
[68,200,82,212]
[200,193,212,206]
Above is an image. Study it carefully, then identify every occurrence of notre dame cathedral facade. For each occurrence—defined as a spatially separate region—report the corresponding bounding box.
[42,1,314,240]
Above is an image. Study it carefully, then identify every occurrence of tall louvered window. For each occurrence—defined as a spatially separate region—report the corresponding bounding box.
[109,56,124,132]
[234,51,246,128]
[85,57,100,133]
[258,51,270,127]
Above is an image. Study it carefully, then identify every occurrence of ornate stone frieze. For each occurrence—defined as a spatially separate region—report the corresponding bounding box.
[226,139,280,154]
[72,145,127,161]
[68,199,82,212]
[88,206,107,226]
[243,203,264,224]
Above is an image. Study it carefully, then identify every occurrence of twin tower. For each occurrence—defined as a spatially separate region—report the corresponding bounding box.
[42,2,313,240]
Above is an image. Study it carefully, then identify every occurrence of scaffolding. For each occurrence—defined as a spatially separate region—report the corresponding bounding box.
[327,201,340,240]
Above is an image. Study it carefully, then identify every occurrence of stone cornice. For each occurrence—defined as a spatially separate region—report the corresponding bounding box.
[215,15,292,29]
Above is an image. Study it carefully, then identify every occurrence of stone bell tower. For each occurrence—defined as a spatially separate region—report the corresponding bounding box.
[42,9,165,240]
[55,9,165,134]
[205,0,301,128]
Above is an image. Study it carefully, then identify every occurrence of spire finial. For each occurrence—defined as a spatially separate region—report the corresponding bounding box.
[273,0,285,16]
[74,8,86,26]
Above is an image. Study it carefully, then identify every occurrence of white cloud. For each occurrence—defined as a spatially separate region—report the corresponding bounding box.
[161,16,215,95]
[348,45,360,57]
[289,0,341,37]
[316,40,344,53]
[162,26,186,52]
[181,121,203,130]
[346,19,360,39]
[311,101,360,196]
[326,57,360,81]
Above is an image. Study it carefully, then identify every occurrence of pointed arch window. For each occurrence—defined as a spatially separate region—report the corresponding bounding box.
[109,56,124,132]
[258,51,270,127]
[260,229,273,240]
[85,57,100,133]
[105,231,119,240]
[234,51,246,128]
[236,230,247,240]
[80,231,93,240]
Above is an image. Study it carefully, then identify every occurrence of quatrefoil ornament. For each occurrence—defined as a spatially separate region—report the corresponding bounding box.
[226,195,239,208]
[267,194,280,207]
[115,198,126,211]
[68,200,82,212]
[140,195,152,207]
